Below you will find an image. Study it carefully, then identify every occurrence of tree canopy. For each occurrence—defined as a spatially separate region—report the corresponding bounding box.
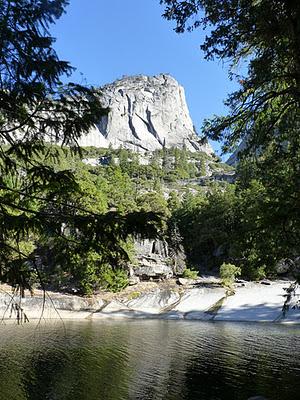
[161,0,300,274]
[1,0,299,296]
[0,0,163,294]
[161,0,300,154]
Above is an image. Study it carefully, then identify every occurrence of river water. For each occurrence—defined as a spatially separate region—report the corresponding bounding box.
[0,320,299,400]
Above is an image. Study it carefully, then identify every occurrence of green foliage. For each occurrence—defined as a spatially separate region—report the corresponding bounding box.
[167,191,181,212]
[219,263,241,289]
[127,291,141,300]
[57,142,291,288]
[182,268,198,280]
[173,179,294,279]
[174,186,237,266]
[105,166,137,213]
[90,146,226,185]
[69,251,104,296]
[0,2,171,295]
[66,251,130,295]
[245,264,267,282]
[137,191,169,217]
[100,268,129,293]
[161,1,300,281]
[162,1,300,154]
[0,0,109,292]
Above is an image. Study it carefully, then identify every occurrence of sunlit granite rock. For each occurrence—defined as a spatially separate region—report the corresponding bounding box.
[78,74,214,154]
[1,281,300,323]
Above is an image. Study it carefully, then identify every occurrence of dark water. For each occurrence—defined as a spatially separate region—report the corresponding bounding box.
[0,320,299,400]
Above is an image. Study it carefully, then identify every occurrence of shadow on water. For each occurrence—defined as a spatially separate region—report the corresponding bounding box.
[0,320,299,400]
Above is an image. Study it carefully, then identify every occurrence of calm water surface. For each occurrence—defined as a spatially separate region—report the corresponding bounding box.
[0,320,299,400]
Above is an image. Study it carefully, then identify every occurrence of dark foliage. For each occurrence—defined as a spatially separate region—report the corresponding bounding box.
[0,1,162,294]
[161,0,300,272]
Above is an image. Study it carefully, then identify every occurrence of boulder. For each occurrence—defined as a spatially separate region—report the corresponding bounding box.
[128,276,140,286]
[174,287,226,320]
[177,278,191,286]
[260,280,271,285]
[215,282,290,322]
[133,258,173,280]
[275,258,294,275]
[133,240,173,280]
[135,239,168,258]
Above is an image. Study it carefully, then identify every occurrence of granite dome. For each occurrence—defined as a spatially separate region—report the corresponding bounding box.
[78,74,213,155]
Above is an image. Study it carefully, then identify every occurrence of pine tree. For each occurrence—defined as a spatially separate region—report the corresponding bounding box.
[0,1,162,294]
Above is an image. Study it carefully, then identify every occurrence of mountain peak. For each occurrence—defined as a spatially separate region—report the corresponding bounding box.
[79,74,214,155]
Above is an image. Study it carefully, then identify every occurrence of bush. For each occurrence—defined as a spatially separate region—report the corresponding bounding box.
[101,268,129,293]
[244,264,266,281]
[69,251,129,295]
[70,251,103,295]
[182,268,198,280]
[219,263,241,288]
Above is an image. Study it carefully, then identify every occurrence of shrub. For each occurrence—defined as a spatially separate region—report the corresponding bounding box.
[69,251,129,295]
[70,251,103,296]
[244,264,266,281]
[219,263,241,288]
[182,268,198,280]
[101,268,129,293]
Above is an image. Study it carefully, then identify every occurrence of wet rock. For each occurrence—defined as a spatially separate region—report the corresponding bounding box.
[215,283,290,322]
[175,287,226,319]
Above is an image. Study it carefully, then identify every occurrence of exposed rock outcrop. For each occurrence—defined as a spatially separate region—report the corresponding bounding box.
[133,239,173,280]
[93,281,300,322]
[132,239,186,280]
[2,281,300,323]
[79,74,214,154]
[0,289,104,321]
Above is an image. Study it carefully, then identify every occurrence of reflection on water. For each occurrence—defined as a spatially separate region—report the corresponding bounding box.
[0,320,299,400]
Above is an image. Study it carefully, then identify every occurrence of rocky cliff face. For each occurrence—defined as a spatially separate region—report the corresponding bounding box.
[79,74,214,154]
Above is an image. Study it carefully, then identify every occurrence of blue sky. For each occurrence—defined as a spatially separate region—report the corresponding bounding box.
[51,0,236,156]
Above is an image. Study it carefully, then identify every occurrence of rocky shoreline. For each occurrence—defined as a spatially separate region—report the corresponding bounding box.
[1,278,299,324]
